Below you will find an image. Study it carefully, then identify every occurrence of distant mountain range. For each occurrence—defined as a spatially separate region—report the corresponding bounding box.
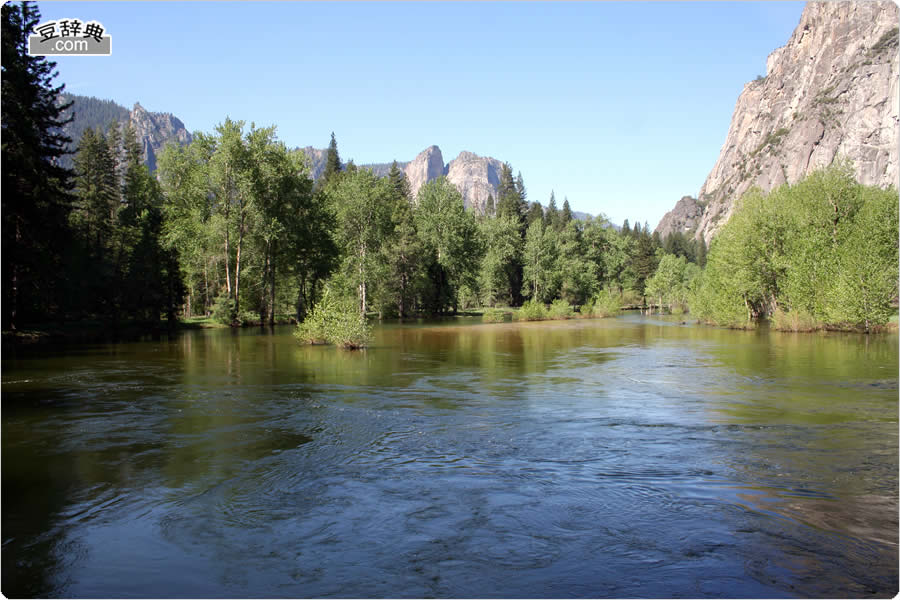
[59,94,597,221]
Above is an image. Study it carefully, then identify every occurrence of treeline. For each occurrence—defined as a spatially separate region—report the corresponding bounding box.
[2,2,184,333]
[156,126,707,325]
[689,162,898,332]
[5,3,894,337]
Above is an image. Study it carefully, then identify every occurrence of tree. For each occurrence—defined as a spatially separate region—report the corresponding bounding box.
[478,215,522,306]
[546,191,560,230]
[329,168,394,316]
[526,201,544,226]
[561,198,573,225]
[2,1,75,328]
[555,220,597,305]
[415,177,481,313]
[522,219,557,302]
[626,228,660,299]
[317,131,342,191]
[375,163,423,317]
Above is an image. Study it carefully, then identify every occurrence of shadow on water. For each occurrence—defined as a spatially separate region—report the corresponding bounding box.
[1,315,897,597]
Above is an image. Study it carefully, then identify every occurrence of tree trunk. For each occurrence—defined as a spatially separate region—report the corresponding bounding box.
[234,211,245,322]
[269,240,276,327]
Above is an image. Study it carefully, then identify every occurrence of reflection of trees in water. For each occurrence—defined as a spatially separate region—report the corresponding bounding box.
[2,438,83,597]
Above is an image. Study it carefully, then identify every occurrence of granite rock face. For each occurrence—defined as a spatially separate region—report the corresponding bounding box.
[663,1,899,243]
[445,150,504,214]
[654,196,704,239]
[129,103,192,172]
[403,145,445,201]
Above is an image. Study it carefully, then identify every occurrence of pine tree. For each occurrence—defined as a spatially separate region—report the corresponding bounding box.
[2,1,76,328]
[546,191,560,230]
[526,201,544,226]
[561,198,573,224]
[318,131,342,191]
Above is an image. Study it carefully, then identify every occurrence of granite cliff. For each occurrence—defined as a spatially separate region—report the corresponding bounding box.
[657,1,899,244]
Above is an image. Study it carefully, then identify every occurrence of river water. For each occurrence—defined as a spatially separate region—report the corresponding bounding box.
[2,315,897,598]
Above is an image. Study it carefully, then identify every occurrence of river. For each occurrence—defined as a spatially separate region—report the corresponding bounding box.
[2,315,897,597]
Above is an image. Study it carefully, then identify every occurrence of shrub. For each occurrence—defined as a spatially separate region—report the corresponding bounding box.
[547,299,574,320]
[294,289,372,349]
[583,289,621,318]
[516,300,547,321]
[482,308,511,323]
[211,293,235,325]
[771,307,822,332]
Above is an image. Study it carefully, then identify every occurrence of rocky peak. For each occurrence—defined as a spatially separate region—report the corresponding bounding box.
[654,196,704,239]
[128,103,192,172]
[445,151,503,215]
[403,145,445,201]
[671,1,898,244]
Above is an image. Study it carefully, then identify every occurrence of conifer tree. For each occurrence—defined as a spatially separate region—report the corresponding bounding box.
[317,131,342,191]
[546,191,560,230]
[2,1,75,328]
[561,198,573,224]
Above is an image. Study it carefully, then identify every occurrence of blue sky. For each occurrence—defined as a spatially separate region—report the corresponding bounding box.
[39,1,805,228]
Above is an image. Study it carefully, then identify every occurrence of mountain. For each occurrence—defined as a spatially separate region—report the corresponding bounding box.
[62,94,591,220]
[657,1,899,244]
[301,144,507,214]
[59,94,193,171]
[445,150,504,215]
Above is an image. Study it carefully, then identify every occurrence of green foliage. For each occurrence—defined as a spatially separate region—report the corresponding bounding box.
[481,308,512,323]
[693,162,898,332]
[57,93,130,169]
[547,299,574,320]
[211,292,236,325]
[516,299,547,321]
[294,288,372,349]
[2,1,76,328]
[771,306,821,332]
[477,215,521,307]
[415,177,481,313]
[644,254,700,313]
[581,288,621,318]
[522,219,557,302]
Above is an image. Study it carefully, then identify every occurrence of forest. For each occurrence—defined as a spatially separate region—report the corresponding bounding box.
[3,2,896,340]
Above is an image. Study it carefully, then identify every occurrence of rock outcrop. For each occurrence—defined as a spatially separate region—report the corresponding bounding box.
[60,94,192,171]
[129,103,192,172]
[445,151,504,214]
[661,1,899,243]
[403,145,445,201]
[654,196,704,239]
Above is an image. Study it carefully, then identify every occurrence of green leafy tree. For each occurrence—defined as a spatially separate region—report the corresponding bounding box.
[477,215,522,307]
[522,218,557,302]
[329,168,394,316]
[555,220,597,305]
[414,177,481,313]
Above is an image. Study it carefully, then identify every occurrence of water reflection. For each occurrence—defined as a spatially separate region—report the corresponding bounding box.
[2,316,897,597]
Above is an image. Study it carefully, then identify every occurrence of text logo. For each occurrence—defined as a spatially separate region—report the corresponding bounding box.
[27,19,111,56]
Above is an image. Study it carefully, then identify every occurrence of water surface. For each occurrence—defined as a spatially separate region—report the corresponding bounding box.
[3,315,897,597]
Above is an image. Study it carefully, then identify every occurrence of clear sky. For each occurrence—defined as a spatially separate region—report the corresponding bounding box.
[38,1,805,229]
